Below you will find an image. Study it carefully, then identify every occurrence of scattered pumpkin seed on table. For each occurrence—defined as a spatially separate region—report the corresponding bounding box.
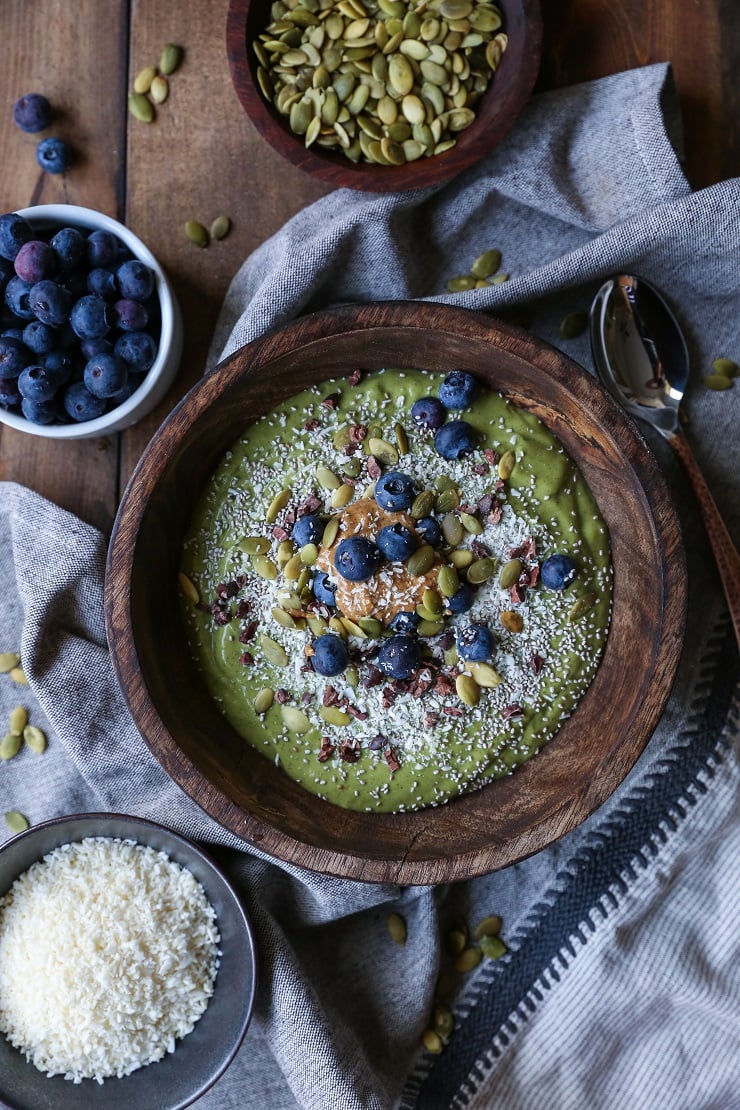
[5,811,29,834]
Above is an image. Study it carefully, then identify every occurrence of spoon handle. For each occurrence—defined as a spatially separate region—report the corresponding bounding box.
[668,429,740,647]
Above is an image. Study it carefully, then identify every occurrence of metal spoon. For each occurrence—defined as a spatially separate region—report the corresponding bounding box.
[590,273,740,647]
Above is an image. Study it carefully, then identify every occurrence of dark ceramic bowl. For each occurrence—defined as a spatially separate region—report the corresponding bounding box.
[0,813,256,1110]
[104,301,686,885]
[226,0,543,191]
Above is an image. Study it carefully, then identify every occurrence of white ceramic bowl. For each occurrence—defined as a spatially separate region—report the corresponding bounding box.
[0,812,257,1109]
[0,204,182,439]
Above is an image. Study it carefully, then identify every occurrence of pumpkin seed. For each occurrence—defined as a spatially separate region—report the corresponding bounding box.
[296,568,312,594]
[501,610,524,633]
[0,652,20,673]
[300,543,319,566]
[467,661,501,687]
[343,457,362,478]
[322,517,340,548]
[568,590,598,622]
[449,548,474,569]
[329,617,348,638]
[497,449,516,480]
[331,483,354,509]
[441,512,464,545]
[149,74,169,104]
[0,732,22,760]
[499,558,523,589]
[252,555,278,581]
[282,706,311,733]
[367,437,399,465]
[394,422,409,455]
[704,374,733,390]
[307,616,329,637]
[422,1029,444,1054]
[9,668,27,686]
[456,673,480,706]
[185,219,208,247]
[8,707,27,736]
[446,274,477,292]
[467,556,497,584]
[470,248,502,278]
[283,554,304,580]
[237,535,270,555]
[277,539,295,567]
[266,488,292,521]
[128,92,154,123]
[433,1006,455,1039]
[417,619,445,636]
[416,603,439,622]
[272,606,297,629]
[4,811,29,834]
[411,489,436,519]
[436,487,460,513]
[434,474,457,492]
[210,215,232,241]
[407,544,436,577]
[473,914,503,939]
[159,42,184,75]
[455,946,483,972]
[490,271,509,284]
[178,571,200,604]
[480,934,508,959]
[422,588,443,615]
[316,465,342,490]
[437,564,459,598]
[346,664,359,687]
[387,911,407,944]
[133,66,156,94]
[23,724,47,753]
[260,634,289,666]
[711,357,738,378]
[319,706,351,726]
[254,687,275,714]
[358,617,384,637]
[459,511,483,535]
[388,53,414,95]
[340,616,367,638]
[446,925,467,955]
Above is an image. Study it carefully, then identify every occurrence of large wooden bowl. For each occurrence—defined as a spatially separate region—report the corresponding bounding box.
[226,0,543,191]
[105,302,686,884]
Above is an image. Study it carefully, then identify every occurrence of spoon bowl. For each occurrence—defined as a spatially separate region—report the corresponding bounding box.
[590,273,740,647]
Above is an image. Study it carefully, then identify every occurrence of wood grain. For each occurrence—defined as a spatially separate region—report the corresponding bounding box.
[105,302,686,883]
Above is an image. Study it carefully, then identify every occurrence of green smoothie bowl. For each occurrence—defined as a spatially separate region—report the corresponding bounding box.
[104,301,686,884]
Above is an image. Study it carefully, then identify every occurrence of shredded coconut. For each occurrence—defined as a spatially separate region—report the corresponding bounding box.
[0,836,221,1084]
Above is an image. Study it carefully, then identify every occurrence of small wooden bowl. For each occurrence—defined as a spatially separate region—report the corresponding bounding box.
[105,302,686,884]
[226,0,543,191]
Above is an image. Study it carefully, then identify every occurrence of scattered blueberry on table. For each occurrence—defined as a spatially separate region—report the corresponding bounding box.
[35,137,71,175]
[12,92,52,133]
[0,211,160,425]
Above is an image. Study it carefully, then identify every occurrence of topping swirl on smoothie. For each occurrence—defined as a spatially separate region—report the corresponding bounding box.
[180,367,612,813]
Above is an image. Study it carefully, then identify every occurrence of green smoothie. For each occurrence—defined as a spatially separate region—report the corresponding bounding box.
[180,368,612,813]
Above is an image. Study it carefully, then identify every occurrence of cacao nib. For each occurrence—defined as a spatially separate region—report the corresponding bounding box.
[530,652,545,675]
[321,392,341,410]
[274,688,290,704]
[318,736,335,763]
[304,418,320,431]
[366,455,382,480]
[385,747,401,774]
[239,651,254,665]
[502,703,524,720]
[484,448,500,465]
[239,621,258,643]
[340,739,361,763]
[348,368,362,386]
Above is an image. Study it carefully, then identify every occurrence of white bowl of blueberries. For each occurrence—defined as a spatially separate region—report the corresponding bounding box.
[0,204,182,438]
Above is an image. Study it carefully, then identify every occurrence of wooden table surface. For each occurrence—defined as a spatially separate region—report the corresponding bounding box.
[1,0,738,536]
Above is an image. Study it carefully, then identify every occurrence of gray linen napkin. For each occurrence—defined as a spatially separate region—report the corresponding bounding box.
[1,61,738,1110]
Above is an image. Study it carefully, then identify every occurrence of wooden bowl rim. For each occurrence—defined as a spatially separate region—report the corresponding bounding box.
[225,0,544,192]
[106,301,687,884]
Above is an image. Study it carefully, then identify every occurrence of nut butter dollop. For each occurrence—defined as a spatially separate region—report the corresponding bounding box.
[315,498,440,624]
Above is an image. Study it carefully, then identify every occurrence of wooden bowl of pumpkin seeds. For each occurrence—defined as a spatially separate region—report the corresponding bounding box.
[105,301,686,885]
[226,0,542,190]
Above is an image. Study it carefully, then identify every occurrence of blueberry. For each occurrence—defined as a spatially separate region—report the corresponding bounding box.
[389,610,420,634]
[70,294,111,339]
[4,276,35,319]
[0,214,32,261]
[22,320,56,355]
[540,553,578,591]
[446,583,475,614]
[114,330,157,371]
[439,370,478,410]
[86,268,118,299]
[80,336,113,361]
[312,570,337,608]
[374,470,416,512]
[18,364,59,403]
[377,635,421,680]
[83,352,127,398]
[0,336,31,379]
[416,516,442,546]
[310,633,349,677]
[12,93,52,133]
[50,227,86,272]
[334,536,382,582]
[42,348,76,383]
[376,522,418,561]
[456,621,494,662]
[434,419,477,460]
[87,230,120,269]
[36,137,71,175]
[0,257,14,295]
[14,240,55,283]
[63,381,106,422]
[292,513,323,546]
[108,373,144,407]
[1,328,24,342]
[112,298,149,332]
[410,395,446,430]
[116,259,155,302]
[29,280,73,327]
[21,397,58,425]
[0,378,21,408]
